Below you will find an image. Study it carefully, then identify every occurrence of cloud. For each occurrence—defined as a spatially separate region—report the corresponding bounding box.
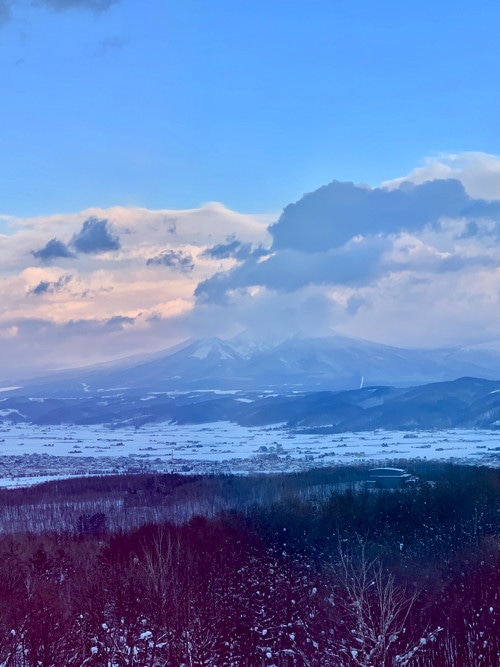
[196,229,500,306]
[202,239,248,260]
[195,172,500,309]
[0,1,12,25]
[6,168,500,379]
[0,202,272,377]
[165,218,177,234]
[269,178,485,254]
[384,233,499,274]
[180,167,500,353]
[331,267,500,349]
[0,0,118,25]
[202,239,267,261]
[458,221,481,240]
[0,314,148,378]
[94,35,128,58]
[382,152,500,201]
[183,283,341,342]
[31,238,75,261]
[71,217,120,254]
[195,236,391,303]
[28,273,72,296]
[146,249,195,273]
[33,0,119,12]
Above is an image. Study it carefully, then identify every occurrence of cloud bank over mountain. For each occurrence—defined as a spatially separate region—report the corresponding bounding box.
[0,203,272,376]
[3,152,500,378]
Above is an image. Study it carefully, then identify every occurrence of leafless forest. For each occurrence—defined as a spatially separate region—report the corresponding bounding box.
[0,463,498,666]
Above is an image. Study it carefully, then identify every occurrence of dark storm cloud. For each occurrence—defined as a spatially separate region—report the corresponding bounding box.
[146,249,194,273]
[28,274,72,296]
[31,238,75,261]
[71,217,120,254]
[269,179,500,253]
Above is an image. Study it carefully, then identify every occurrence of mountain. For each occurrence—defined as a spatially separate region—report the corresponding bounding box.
[4,333,500,399]
[3,333,500,431]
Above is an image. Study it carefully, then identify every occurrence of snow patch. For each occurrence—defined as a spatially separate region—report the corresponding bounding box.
[0,409,27,419]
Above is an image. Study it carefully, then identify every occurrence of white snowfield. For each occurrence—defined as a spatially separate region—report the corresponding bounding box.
[0,422,498,487]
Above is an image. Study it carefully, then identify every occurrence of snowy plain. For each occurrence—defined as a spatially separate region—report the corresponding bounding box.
[0,421,498,487]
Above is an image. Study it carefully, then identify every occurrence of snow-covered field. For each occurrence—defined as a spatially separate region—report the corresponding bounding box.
[0,422,498,487]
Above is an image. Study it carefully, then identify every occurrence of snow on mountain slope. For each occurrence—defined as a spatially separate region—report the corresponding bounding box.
[188,338,244,361]
[3,333,500,398]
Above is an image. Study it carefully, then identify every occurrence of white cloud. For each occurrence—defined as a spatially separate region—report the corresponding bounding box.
[335,266,500,348]
[382,152,500,200]
[0,203,272,377]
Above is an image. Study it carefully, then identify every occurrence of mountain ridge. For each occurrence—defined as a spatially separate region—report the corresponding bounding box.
[3,376,500,433]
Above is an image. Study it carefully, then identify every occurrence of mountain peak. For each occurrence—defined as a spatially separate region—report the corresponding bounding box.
[4,333,500,397]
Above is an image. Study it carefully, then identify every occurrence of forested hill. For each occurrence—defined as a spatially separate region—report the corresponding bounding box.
[0,463,498,665]
[3,376,500,430]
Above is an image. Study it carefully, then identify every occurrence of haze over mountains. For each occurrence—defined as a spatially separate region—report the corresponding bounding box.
[3,334,500,432]
[5,333,500,396]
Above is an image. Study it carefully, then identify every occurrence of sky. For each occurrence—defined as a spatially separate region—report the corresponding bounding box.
[2,0,500,378]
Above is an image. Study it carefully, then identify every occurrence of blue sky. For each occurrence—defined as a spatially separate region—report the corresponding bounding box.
[3,0,500,377]
[2,0,500,216]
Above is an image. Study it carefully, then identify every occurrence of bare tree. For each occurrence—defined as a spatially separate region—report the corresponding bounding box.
[327,538,441,667]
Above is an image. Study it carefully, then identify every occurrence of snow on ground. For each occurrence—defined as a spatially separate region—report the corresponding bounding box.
[0,422,498,487]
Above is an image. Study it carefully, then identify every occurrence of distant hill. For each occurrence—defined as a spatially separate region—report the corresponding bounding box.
[3,375,500,433]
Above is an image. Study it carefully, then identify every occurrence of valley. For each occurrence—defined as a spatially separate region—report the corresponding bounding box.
[0,420,498,488]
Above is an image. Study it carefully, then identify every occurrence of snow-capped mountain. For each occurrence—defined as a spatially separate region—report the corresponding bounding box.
[4,333,500,398]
